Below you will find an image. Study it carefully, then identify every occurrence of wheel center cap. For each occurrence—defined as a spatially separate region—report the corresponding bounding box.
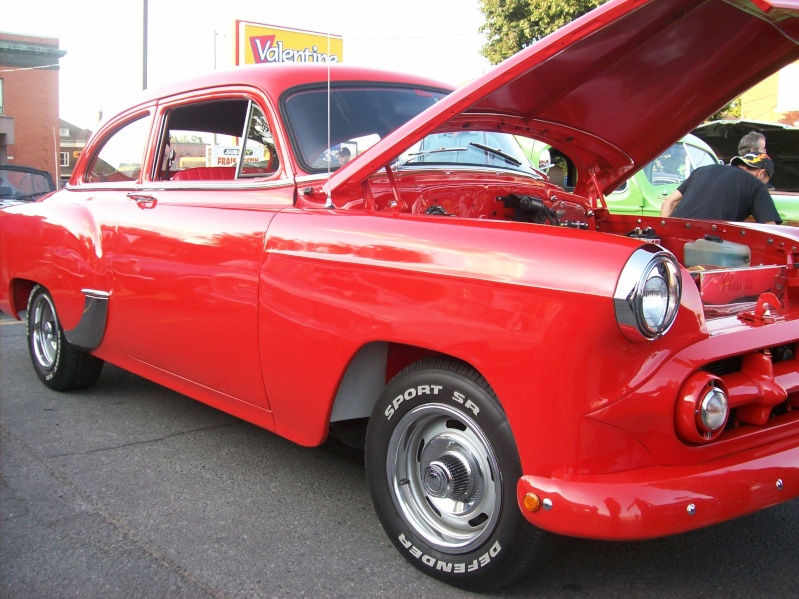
[423,463,450,497]
[423,453,472,500]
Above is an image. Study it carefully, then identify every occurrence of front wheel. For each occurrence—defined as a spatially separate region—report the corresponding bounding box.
[365,358,554,591]
[26,284,104,391]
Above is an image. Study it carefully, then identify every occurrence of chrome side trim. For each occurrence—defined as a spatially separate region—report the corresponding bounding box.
[143,178,295,191]
[81,289,111,299]
[64,289,110,350]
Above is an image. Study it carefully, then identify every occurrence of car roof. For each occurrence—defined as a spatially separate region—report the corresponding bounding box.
[134,63,455,108]
[327,0,799,199]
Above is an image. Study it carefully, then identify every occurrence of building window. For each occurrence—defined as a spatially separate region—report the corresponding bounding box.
[60,128,70,137]
[60,152,70,167]
[0,79,4,114]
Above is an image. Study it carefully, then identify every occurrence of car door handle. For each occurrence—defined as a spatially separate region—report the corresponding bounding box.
[126,192,158,209]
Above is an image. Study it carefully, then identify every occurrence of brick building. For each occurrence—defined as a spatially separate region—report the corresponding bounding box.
[0,32,66,183]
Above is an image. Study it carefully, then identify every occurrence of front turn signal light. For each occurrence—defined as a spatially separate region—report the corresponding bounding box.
[523,492,541,512]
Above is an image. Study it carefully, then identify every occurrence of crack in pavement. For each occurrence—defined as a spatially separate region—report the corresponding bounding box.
[1,423,230,599]
[46,421,240,459]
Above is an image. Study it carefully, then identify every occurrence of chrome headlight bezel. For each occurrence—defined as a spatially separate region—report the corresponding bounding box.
[698,386,729,432]
[615,245,682,342]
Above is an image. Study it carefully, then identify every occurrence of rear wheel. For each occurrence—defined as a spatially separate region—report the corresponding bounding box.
[365,358,554,591]
[26,285,104,391]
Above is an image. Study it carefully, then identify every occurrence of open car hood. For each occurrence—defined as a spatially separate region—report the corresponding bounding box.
[327,0,799,202]
[692,119,799,192]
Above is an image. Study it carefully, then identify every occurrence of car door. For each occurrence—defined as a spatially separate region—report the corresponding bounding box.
[109,94,293,408]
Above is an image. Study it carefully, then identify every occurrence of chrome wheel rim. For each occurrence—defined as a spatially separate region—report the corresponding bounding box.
[31,293,59,370]
[386,403,501,553]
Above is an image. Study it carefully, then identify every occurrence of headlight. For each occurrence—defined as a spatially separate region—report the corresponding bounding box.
[675,372,730,443]
[699,387,728,431]
[615,245,681,341]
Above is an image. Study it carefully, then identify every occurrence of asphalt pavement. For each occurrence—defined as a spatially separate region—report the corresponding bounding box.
[1,310,797,599]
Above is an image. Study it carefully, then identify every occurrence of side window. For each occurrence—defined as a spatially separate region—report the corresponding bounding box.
[546,152,572,188]
[515,138,575,189]
[646,143,688,186]
[87,116,150,184]
[645,142,718,187]
[611,180,629,194]
[157,98,279,182]
[686,145,717,170]
[241,104,280,177]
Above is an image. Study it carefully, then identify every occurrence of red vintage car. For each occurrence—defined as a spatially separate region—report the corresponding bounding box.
[1,0,798,591]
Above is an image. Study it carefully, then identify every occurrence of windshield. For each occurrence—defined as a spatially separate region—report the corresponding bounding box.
[397,131,541,177]
[283,85,448,172]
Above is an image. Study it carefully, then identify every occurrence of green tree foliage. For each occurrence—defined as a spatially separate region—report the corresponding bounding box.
[707,98,742,122]
[479,0,608,64]
[170,134,205,144]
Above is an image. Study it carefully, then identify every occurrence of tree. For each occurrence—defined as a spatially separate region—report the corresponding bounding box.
[170,134,205,144]
[479,0,608,65]
[706,98,742,123]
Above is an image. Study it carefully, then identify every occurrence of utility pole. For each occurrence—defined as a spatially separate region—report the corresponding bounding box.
[142,0,148,90]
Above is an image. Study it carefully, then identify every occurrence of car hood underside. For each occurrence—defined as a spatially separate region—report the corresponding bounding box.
[328,0,799,201]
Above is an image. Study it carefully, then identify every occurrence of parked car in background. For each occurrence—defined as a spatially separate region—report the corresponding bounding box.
[517,134,719,216]
[692,119,799,223]
[0,164,56,209]
[1,0,799,591]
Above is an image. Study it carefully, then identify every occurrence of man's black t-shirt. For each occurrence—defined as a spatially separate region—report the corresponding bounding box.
[671,164,781,223]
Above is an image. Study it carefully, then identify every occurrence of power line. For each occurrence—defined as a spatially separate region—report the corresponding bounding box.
[349,32,483,41]
[0,63,61,73]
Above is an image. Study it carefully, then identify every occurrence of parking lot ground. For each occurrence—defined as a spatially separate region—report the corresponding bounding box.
[2,310,797,598]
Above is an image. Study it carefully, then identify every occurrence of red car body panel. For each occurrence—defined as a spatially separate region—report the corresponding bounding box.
[519,436,799,539]
[1,0,799,558]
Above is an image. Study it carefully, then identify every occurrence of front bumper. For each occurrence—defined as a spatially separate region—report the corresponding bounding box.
[517,436,799,540]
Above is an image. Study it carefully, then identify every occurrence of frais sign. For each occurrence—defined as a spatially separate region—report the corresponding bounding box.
[208,145,265,167]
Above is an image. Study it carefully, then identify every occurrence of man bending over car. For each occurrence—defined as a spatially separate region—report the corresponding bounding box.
[660,153,781,224]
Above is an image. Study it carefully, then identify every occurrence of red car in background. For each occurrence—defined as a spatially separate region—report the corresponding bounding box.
[1,0,798,591]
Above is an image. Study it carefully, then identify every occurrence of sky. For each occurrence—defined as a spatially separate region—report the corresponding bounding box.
[4,0,493,130]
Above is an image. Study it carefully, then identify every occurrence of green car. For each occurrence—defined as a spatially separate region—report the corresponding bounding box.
[517,134,719,216]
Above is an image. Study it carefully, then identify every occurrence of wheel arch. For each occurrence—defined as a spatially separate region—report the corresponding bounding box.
[329,342,390,423]
[1,201,111,329]
[329,342,481,423]
[6,277,36,319]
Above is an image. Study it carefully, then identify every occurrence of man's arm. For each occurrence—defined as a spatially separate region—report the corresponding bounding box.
[752,182,782,225]
[660,190,683,217]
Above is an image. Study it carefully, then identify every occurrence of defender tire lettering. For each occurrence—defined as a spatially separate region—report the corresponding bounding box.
[398,533,501,573]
